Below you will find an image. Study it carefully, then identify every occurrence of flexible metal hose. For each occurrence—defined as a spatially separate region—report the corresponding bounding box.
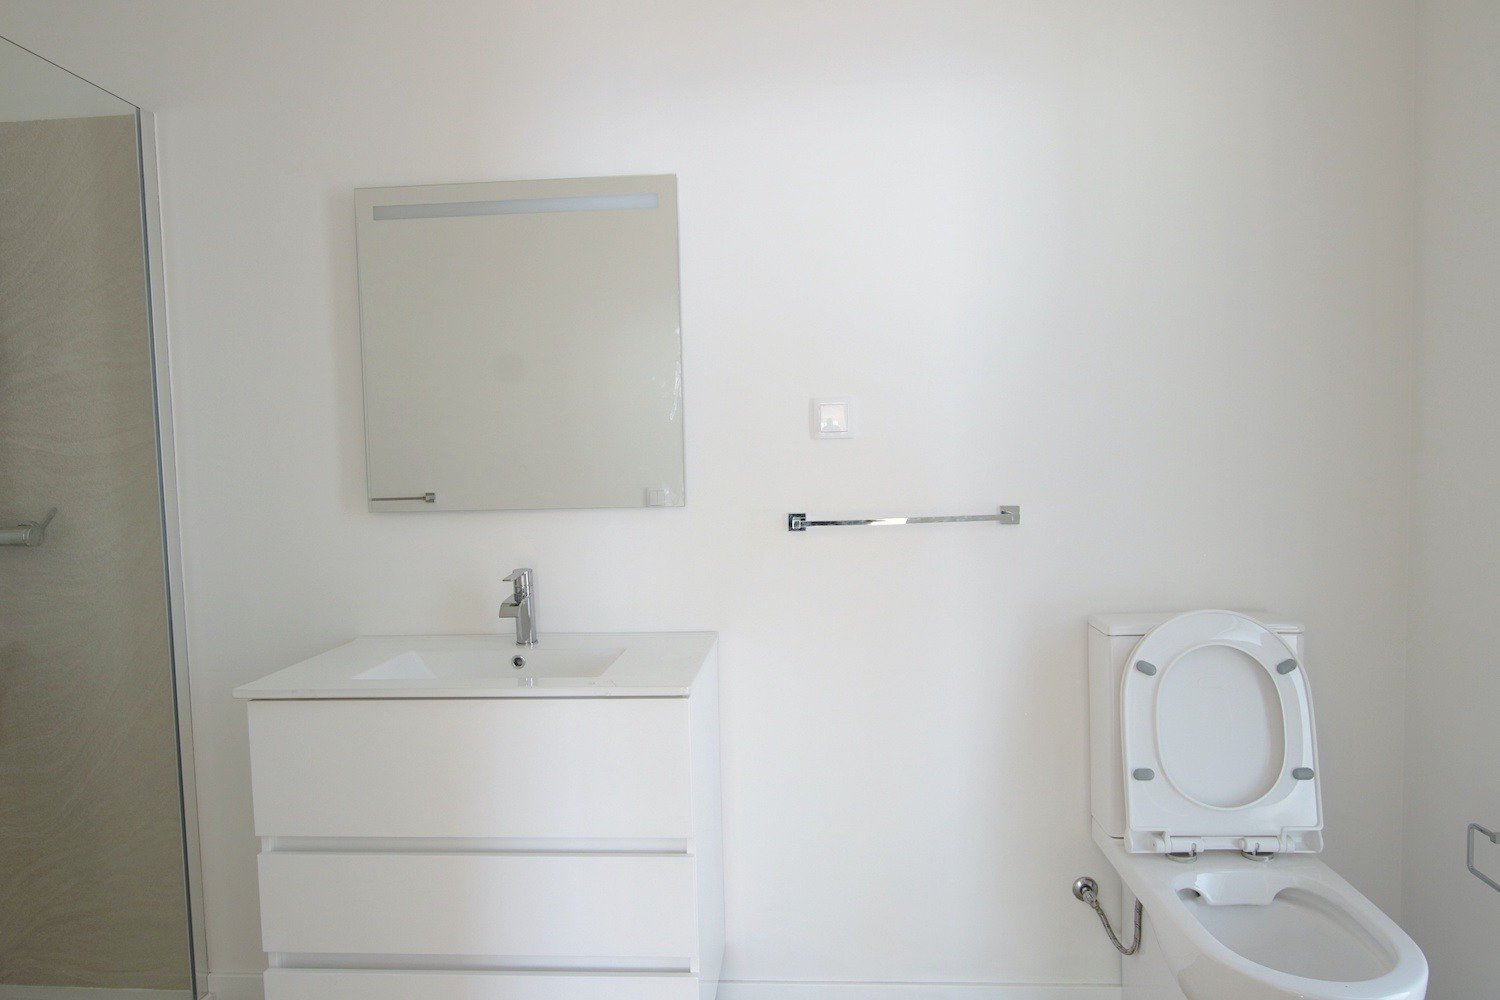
[1072,876,1143,956]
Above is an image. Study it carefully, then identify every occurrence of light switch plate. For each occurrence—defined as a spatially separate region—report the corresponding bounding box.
[644,486,679,506]
[811,398,855,439]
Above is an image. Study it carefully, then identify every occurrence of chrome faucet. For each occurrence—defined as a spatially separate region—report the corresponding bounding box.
[499,567,538,646]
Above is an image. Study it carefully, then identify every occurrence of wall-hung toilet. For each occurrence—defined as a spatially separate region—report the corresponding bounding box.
[1086,610,1427,1000]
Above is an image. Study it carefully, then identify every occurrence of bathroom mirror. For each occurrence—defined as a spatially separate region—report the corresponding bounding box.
[354,174,684,511]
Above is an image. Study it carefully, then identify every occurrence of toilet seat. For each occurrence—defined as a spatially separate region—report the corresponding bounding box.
[1121,610,1322,855]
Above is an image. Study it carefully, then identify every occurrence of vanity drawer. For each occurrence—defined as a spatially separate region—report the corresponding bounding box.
[248,698,691,839]
[258,852,697,960]
[264,969,701,1000]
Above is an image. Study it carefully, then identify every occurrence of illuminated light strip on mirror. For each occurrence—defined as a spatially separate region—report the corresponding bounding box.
[372,193,660,221]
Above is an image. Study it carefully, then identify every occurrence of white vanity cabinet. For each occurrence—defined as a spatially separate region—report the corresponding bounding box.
[236,633,722,1000]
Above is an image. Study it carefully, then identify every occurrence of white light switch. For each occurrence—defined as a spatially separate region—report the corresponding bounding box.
[811,398,855,439]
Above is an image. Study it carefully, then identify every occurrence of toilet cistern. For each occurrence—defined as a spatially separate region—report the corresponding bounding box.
[498,567,537,646]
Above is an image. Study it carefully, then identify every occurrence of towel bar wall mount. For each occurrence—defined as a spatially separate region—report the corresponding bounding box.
[1,507,57,548]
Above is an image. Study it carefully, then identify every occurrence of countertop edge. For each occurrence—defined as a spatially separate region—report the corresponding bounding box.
[233,631,718,701]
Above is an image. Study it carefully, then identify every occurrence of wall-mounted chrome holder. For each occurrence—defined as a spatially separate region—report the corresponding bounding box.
[1468,822,1500,894]
[788,505,1020,532]
[371,492,437,504]
[0,507,57,547]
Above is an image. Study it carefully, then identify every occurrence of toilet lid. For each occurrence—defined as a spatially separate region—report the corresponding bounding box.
[1121,610,1323,855]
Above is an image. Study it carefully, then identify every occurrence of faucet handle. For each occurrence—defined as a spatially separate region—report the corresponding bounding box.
[503,567,532,597]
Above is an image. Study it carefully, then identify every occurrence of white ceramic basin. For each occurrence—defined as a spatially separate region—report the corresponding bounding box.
[232,632,716,699]
[355,647,623,682]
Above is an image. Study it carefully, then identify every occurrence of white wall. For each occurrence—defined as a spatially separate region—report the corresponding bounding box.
[0,2,1417,993]
[0,36,130,120]
[1406,3,1500,998]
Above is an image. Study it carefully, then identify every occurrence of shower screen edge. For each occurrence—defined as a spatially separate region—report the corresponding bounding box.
[137,107,212,1000]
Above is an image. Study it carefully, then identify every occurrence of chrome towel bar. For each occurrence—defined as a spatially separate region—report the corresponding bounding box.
[371,492,437,503]
[1468,823,1499,894]
[788,506,1020,532]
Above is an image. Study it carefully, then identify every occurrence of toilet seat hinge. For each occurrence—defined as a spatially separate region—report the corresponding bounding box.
[1164,836,1203,861]
[1239,838,1277,861]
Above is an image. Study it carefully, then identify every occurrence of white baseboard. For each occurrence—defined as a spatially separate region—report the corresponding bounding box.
[199,974,1120,1000]
[718,985,1120,1000]
[0,988,190,1000]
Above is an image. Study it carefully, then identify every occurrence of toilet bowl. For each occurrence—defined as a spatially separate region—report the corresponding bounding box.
[1086,611,1427,1000]
[1095,826,1426,1000]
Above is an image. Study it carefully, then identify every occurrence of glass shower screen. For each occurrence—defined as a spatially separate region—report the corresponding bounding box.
[0,36,196,998]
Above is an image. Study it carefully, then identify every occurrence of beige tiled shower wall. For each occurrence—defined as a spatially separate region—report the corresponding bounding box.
[0,113,191,991]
